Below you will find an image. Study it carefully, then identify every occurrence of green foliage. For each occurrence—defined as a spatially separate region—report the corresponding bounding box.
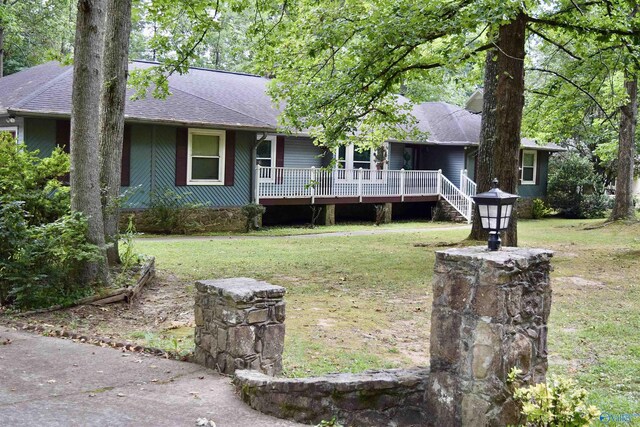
[531,198,553,219]
[510,368,601,427]
[0,203,100,309]
[547,153,608,219]
[143,189,208,234]
[241,203,266,232]
[315,418,344,427]
[0,134,99,309]
[0,133,70,224]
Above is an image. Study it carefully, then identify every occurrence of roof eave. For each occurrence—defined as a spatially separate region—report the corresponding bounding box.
[8,109,277,133]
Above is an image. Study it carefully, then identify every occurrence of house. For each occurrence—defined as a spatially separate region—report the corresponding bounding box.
[0,62,562,230]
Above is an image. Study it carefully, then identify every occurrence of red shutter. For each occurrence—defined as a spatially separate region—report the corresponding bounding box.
[224,130,236,186]
[275,135,285,184]
[175,128,188,186]
[56,120,71,153]
[56,120,71,184]
[121,125,131,187]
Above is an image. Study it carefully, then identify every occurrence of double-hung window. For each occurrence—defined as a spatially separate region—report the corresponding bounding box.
[187,129,225,185]
[520,150,537,185]
[256,135,277,181]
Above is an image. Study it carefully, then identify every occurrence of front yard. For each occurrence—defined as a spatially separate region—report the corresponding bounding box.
[6,219,640,418]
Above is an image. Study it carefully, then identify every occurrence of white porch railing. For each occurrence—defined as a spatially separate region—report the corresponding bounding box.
[256,166,476,222]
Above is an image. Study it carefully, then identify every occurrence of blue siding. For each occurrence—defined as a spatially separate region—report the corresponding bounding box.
[518,150,549,198]
[24,118,56,156]
[283,136,325,168]
[152,126,253,208]
[422,146,465,187]
[389,143,405,170]
[123,125,153,207]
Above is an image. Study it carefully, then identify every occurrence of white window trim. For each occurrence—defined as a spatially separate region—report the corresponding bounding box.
[520,149,537,185]
[0,126,19,143]
[256,134,277,183]
[187,128,226,185]
[335,143,388,182]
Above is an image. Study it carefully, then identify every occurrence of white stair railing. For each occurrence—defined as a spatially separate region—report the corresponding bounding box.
[439,174,475,223]
[459,169,477,198]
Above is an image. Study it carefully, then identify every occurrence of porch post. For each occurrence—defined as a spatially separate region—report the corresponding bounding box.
[255,165,261,204]
[357,168,363,203]
[310,166,316,204]
[437,169,442,195]
[400,168,405,202]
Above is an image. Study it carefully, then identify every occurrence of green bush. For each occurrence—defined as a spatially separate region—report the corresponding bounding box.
[0,134,100,309]
[144,189,208,234]
[509,369,600,427]
[241,203,266,231]
[0,203,100,308]
[0,133,70,225]
[547,153,608,219]
[531,198,553,219]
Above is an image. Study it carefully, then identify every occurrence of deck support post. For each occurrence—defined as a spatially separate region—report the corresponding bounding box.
[255,165,261,204]
[318,204,336,226]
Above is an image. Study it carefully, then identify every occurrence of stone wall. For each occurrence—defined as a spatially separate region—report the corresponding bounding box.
[427,247,553,426]
[194,278,285,376]
[121,207,248,234]
[235,368,429,426]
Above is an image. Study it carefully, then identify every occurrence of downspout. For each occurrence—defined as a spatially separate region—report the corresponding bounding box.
[251,131,268,203]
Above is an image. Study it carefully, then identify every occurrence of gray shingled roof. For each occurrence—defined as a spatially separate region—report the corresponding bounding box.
[0,61,563,151]
[409,101,564,151]
[1,61,278,131]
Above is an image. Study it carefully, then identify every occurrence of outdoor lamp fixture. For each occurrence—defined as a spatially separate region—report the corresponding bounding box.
[472,178,519,251]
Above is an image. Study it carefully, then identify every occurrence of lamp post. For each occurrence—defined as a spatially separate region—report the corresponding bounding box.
[471,178,519,251]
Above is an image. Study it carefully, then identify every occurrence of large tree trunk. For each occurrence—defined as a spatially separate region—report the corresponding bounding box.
[99,0,132,265]
[70,0,109,284]
[469,48,498,241]
[610,74,637,221]
[0,25,4,78]
[469,13,527,246]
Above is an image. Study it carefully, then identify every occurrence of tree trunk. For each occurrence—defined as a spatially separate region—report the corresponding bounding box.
[610,74,637,221]
[70,0,109,284]
[99,0,132,265]
[469,13,527,246]
[469,48,498,241]
[0,25,5,78]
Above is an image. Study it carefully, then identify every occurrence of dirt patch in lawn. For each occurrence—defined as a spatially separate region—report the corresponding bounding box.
[1,272,196,353]
[1,270,431,371]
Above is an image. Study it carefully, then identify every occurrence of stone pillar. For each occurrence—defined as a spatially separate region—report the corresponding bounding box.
[194,278,286,376]
[319,204,336,226]
[427,247,553,427]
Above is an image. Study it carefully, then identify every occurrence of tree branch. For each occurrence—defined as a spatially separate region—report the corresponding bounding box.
[527,16,638,36]
[527,25,582,60]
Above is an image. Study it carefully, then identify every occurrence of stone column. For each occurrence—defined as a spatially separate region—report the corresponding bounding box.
[427,247,553,427]
[194,278,286,376]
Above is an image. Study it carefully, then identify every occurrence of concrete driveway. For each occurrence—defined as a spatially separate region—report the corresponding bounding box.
[0,326,303,427]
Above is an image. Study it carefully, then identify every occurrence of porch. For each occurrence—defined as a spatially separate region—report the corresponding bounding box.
[255,166,477,222]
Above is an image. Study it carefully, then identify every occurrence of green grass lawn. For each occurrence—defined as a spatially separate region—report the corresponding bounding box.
[134,218,640,418]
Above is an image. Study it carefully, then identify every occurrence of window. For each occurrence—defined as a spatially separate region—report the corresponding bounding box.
[256,135,276,180]
[0,127,18,140]
[335,144,387,180]
[521,150,537,185]
[187,129,225,185]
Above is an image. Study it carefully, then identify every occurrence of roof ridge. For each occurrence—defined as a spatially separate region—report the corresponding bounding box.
[131,59,264,79]
[168,84,275,128]
[11,64,73,110]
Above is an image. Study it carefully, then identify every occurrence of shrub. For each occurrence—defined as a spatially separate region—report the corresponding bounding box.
[144,189,208,234]
[241,203,266,231]
[531,198,553,219]
[547,153,608,219]
[0,203,100,309]
[0,133,70,224]
[509,369,600,427]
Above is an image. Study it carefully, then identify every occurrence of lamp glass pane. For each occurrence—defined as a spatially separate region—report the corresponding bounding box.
[478,204,490,229]
[500,204,513,229]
